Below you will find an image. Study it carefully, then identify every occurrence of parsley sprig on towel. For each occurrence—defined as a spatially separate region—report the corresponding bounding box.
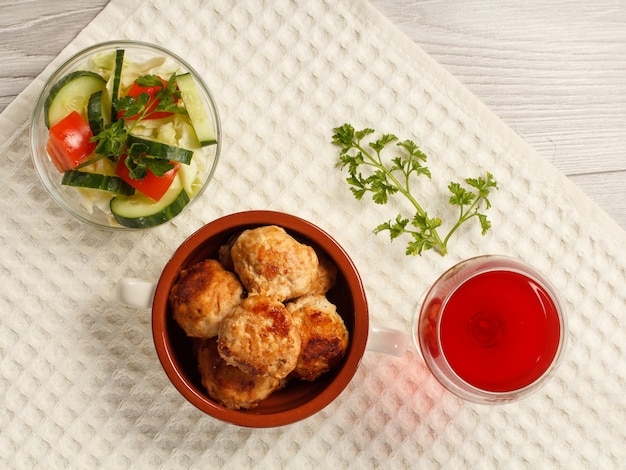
[333,124,498,256]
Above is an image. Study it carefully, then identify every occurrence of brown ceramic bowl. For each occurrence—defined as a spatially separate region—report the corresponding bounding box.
[151,211,369,427]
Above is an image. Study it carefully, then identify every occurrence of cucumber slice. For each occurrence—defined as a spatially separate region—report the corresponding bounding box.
[44,70,107,128]
[110,49,125,122]
[62,170,135,195]
[87,90,111,135]
[175,73,217,146]
[110,185,190,228]
[126,134,194,164]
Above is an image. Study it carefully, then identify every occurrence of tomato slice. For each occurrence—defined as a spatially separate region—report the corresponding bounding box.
[118,77,176,120]
[115,155,179,201]
[46,111,96,172]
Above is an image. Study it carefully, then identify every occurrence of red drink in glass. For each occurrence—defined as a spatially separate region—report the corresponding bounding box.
[415,256,566,403]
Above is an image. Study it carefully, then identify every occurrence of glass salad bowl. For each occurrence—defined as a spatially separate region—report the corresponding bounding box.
[30,40,221,230]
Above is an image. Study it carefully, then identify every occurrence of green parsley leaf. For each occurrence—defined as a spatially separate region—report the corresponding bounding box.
[144,158,175,178]
[124,153,175,180]
[124,155,148,180]
[333,124,498,256]
[135,74,165,88]
[124,141,175,180]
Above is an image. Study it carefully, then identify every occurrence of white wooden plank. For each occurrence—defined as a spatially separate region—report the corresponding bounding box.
[369,0,626,171]
[569,171,626,231]
[0,0,109,110]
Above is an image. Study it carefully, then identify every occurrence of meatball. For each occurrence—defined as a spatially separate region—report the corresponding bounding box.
[196,338,286,410]
[217,233,240,272]
[217,295,301,380]
[304,253,337,296]
[230,225,318,301]
[287,294,349,381]
[169,259,243,338]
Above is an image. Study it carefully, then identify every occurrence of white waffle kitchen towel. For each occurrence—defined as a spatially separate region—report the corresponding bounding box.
[1,0,625,468]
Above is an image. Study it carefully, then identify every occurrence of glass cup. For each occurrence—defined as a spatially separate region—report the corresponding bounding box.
[413,255,567,403]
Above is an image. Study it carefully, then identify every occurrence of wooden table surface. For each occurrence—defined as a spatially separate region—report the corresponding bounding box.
[2,0,624,230]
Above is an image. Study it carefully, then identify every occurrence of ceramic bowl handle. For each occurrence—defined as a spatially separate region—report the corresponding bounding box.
[116,278,409,357]
[116,278,156,309]
[367,324,409,357]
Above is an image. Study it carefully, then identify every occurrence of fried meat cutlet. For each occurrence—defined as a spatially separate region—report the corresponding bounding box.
[217,294,301,380]
[303,253,337,296]
[196,338,286,410]
[287,294,349,381]
[169,259,244,338]
[230,225,318,301]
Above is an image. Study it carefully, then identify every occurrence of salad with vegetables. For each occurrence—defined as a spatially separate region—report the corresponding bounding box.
[42,46,217,228]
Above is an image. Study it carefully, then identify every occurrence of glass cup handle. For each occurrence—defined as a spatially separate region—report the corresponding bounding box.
[116,278,156,309]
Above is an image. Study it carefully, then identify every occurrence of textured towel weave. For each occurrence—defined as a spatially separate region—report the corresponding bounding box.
[1,0,625,468]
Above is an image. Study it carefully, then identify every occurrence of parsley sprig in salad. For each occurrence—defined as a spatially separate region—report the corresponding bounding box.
[82,73,186,179]
[333,124,498,256]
